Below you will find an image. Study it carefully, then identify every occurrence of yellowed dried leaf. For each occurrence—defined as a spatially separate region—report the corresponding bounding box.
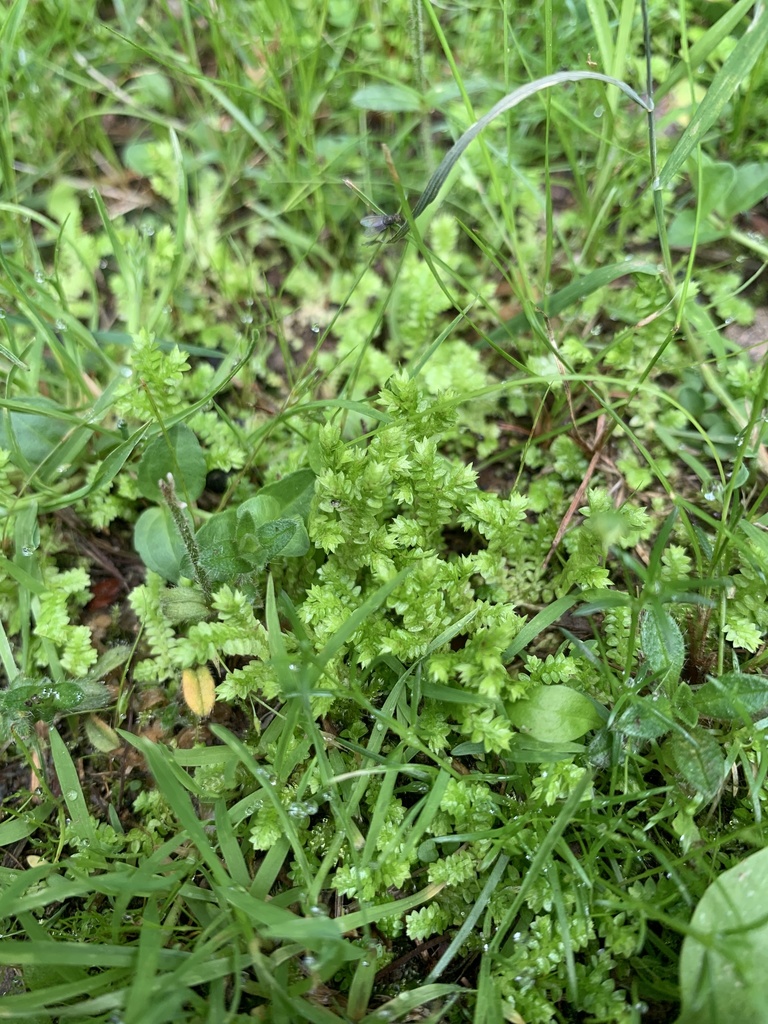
[181,666,216,717]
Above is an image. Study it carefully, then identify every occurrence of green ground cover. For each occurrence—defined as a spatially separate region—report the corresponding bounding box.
[1,0,768,1020]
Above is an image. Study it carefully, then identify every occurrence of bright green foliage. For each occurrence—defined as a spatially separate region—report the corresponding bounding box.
[603,605,634,666]
[725,555,768,652]
[176,585,273,667]
[35,568,98,676]
[116,329,190,421]
[302,373,545,749]
[4,1,768,1022]
[188,402,247,474]
[392,240,453,350]
[249,802,284,851]
[128,572,180,684]
[556,489,652,594]
[530,762,589,805]
[312,214,503,453]
[521,652,583,686]
[129,574,275,689]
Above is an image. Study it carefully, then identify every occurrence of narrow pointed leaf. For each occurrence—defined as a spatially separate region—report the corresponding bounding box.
[658,8,768,188]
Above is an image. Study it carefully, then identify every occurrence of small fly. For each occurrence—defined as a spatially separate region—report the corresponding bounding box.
[344,179,403,242]
[360,211,404,238]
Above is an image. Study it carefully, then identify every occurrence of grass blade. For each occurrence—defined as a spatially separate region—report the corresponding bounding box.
[123,898,163,1022]
[49,726,95,844]
[655,0,758,100]
[657,6,768,188]
[391,71,651,239]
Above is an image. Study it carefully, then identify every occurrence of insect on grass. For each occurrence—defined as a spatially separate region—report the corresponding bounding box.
[344,179,403,242]
[359,211,404,238]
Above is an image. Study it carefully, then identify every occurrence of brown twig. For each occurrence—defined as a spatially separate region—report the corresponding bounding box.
[542,414,614,569]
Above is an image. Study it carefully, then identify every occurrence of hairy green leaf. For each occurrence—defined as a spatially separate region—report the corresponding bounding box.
[693,673,768,722]
[613,694,675,740]
[137,423,207,503]
[662,729,724,801]
[641,607,685,688]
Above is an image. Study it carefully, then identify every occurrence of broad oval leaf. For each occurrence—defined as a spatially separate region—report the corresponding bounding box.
[160,587,212,625]
[271,519,309,558]
[255,518,308,561]
[505,734,587,763]
[667,211,728,248]
[694,155,738,219]
[506,685,604,743]
[351,83,423,113]
[721,161,768,219]
[134,506,188,583]
[236,494,282,531]
[0,401,69,469]
[679,847,768,1024]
